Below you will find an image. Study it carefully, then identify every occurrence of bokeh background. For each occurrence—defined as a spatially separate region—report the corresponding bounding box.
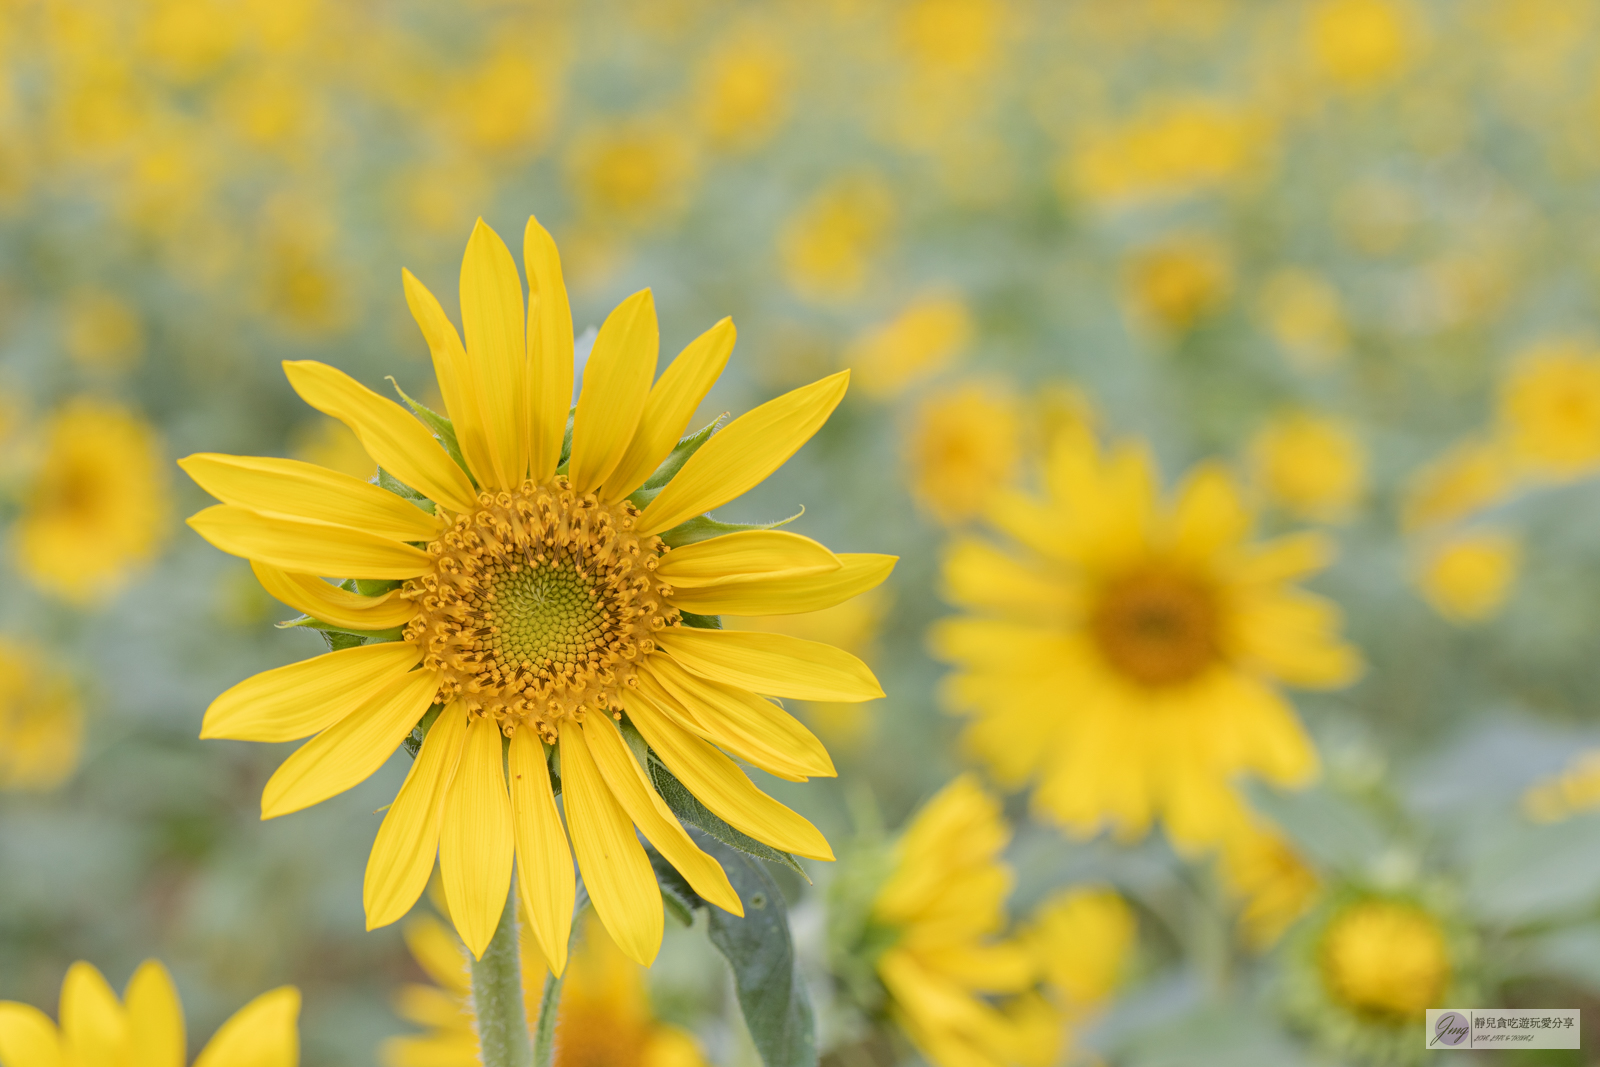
[5,0,1600,1063]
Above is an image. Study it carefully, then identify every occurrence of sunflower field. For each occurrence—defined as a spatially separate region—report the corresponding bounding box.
[3,1,1600,1065]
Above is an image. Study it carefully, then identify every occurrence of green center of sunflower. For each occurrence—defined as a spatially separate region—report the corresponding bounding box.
[1089,568,1220,687]
[402,477,678,741]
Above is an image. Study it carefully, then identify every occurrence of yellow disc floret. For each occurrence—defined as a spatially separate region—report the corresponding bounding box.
[403,477,678,740]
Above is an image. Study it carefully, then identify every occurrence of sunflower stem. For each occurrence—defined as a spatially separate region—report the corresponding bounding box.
[471,888,533,1067]
[531,965,566,1067]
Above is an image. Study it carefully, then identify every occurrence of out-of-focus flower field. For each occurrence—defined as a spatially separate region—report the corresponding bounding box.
[5,0,1600,1063]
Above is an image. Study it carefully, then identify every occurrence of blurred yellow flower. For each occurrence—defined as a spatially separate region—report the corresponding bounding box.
[1122,232,1233,334]
[0,959,300,1066]
[873,775,1061,1067]
[1318,899,1448,1020]
[384,911,706,1067]
[1498,339,1600,479]
[694,28,792,151]
[62,288,145,372]
[1023,887,1133,1016]
[1217,820,1319,949]
[388,158,490,241]
[897,0,1007,78]
[932,428,1361,848]
[438,44,561,155]
[137,0,239,85]
[1416,530,1520,624]
[0,638,83,793]
[16,398,170,604]
[848,293,975,400]
[1067,98,1267,206]
[183,217,884,969]
[1524,750,1600,823]
[566,118,698,232]
[1307,0,1414,91]
[779,174,896,303]
[1256,268,1349,368]
[905,384,1021,525]
[217,67,326,155]
[1401,438,1514,531]
[1249,411,1366,523]
[257,202,351,336]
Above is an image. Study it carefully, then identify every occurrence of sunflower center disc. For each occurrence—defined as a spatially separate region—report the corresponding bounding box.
[402,477,677,741]
[1089,568,1219,687]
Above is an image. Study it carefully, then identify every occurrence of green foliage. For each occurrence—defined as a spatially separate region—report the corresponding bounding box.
[659,508,804,548]
[389,378,472,480]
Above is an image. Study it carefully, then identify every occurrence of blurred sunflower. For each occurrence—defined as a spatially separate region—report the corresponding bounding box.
[1497,338,1600,480]
[870,775,1061,1067]
[932,426,1361,848]
[1249,411,1367,524]
[385,909,705,1067]
[0,959,300,1066]
[0,637,84,793]
[16,398,170,604]
[1022,886,1134,1019]
[905,384,1021,525]
[1217,819,1321,949]
[183,216,889,968]
[1415,529,1520,625]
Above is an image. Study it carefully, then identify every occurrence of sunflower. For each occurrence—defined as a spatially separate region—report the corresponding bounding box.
[0,959,299,1066]
[385,908,706,1067]
[182,216,890,970]
[931,426,1361,849]
[870,775,1061,1067]
[0,636,84,792]
[16,398,170,604]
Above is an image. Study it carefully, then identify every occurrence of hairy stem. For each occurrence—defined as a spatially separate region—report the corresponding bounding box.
[472,888,532,1067]
[531,966,566,1067]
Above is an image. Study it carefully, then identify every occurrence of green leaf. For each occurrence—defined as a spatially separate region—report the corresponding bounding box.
[659,507,805,549]
[389,377,473,482]
[376,467,436,513]
[699,833,817,1067]
[646,753,808,880]
[277,614,405,642]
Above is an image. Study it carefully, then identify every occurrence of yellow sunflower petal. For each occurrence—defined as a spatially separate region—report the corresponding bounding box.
[1170,461,1250,562]
[557,718,663,966]
[640,657,835,779]
[282,360,478,514]
[509,726,575,976]
[624,690,833,861]
[582,712,743,916]
[260,668,439,819]
[525,215,575,482]
[942,539,1073,618]
[179,453,441,543]
[250,561,415,632]
[364,702,469,931]
[656,530,840,588]
[638,371,850,536]
[1234,531,1335,586]
[187,505,432,580]
[569,289,659,494]
[201,641,422,743]
[191,987,300,1067]
[402,267,498,489]
[0,1002,62,1067]
[460,218,528,489]
[60,962,125,1064]
[668,553,895,616]
[439,714,515,959]
[602,317,735,502]
[657,627,883,702]
[125,961,185,1067]
[403,915,473,995]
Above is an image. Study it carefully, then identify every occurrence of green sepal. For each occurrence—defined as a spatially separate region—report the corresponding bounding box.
[320,629,370,652]
[678,611,723,630]
[403,704,444,759]
[389,377,473,483]
[627,416,726,510]
[645,748,808,880]
[277,614,405,642]
[556,406,576,476]
[376,467,436,514]
[659,507,805,549]
[353,577,403,596]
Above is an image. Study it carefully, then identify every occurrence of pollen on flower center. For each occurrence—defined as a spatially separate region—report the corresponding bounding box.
[402,477,677,741]
[1088,568,1220,687]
